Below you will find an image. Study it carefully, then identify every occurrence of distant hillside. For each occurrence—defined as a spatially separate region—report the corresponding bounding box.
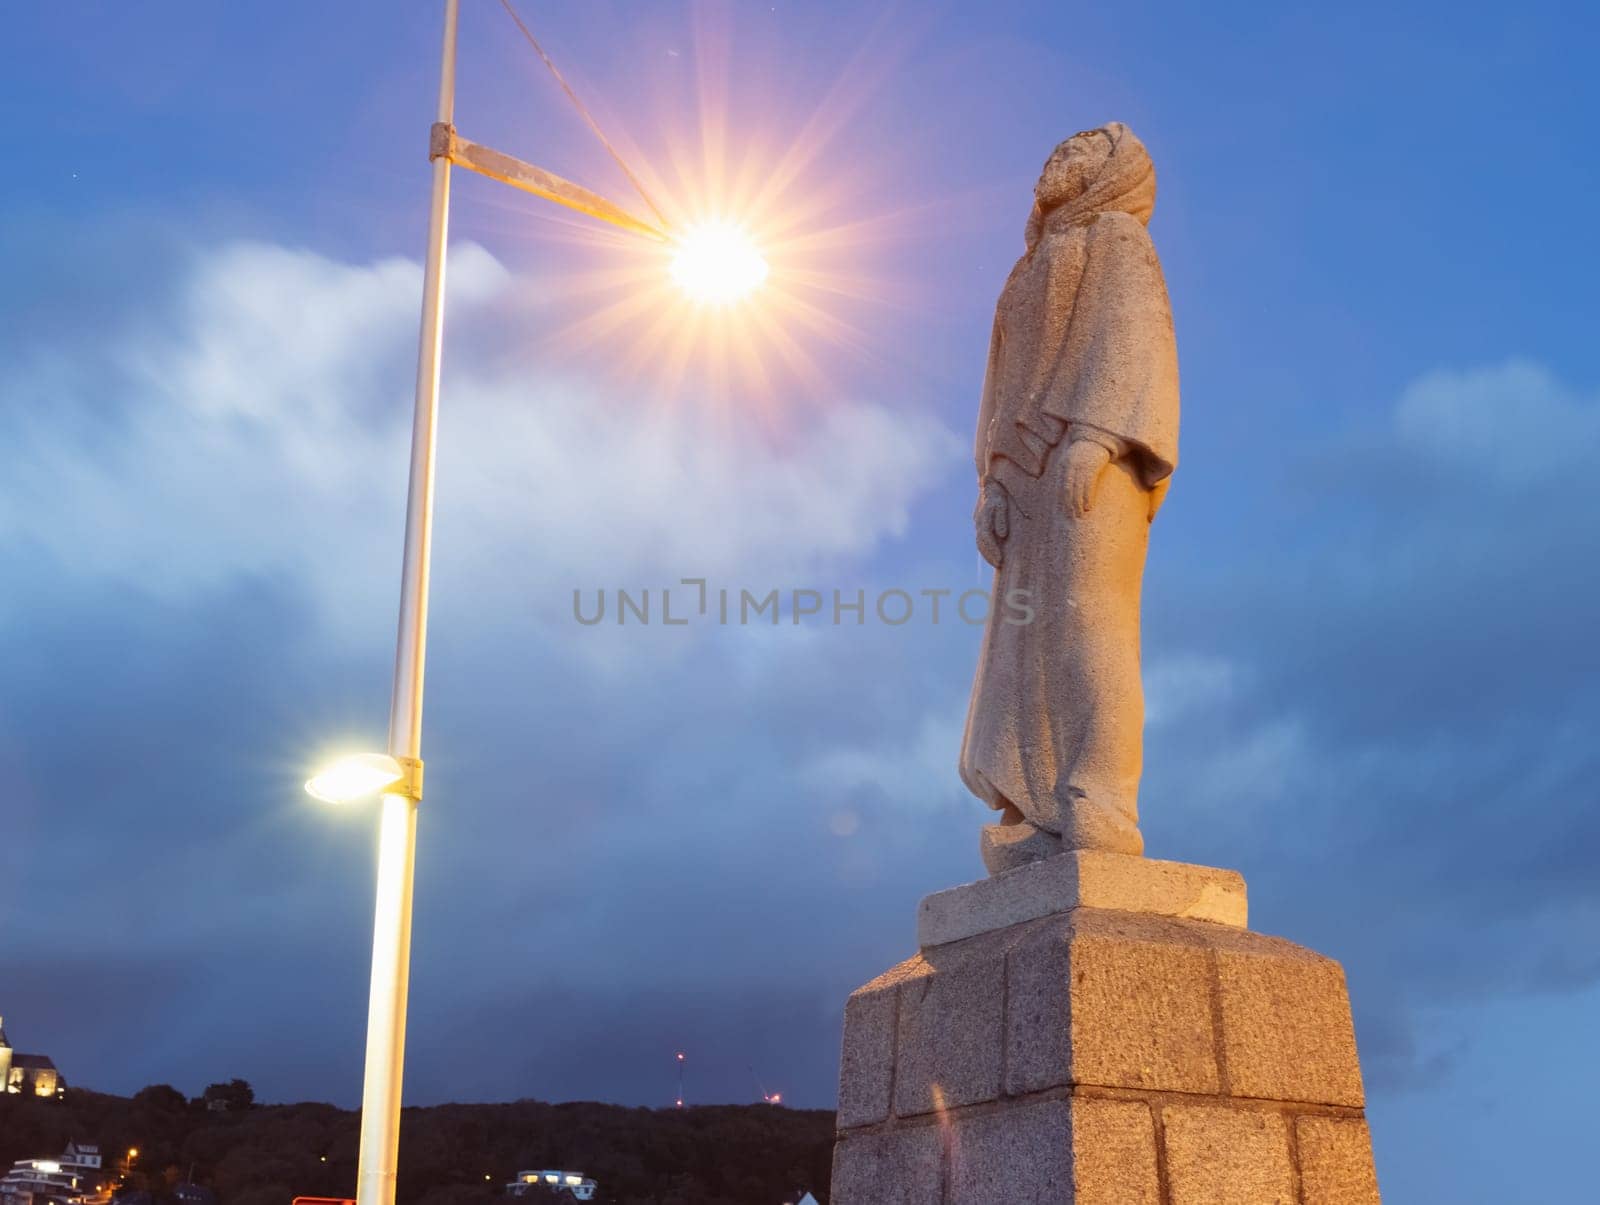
[0,1089,834,1205]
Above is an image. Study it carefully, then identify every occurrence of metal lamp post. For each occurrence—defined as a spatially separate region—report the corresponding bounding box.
[312,6,677,1205]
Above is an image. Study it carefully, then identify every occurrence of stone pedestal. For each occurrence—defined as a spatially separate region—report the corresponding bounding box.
[831,852,1380,1204]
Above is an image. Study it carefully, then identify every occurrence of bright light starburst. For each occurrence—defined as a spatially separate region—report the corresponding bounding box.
[669,222,769,304]
[473,5,926,410]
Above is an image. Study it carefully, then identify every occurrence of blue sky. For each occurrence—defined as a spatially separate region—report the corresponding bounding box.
[4,2,1599,1200]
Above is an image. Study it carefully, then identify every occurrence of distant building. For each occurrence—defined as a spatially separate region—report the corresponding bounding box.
[57,1153,97,1179]
[505,1171,597,1201]
[0,1017,66,1098]
[0,1142,105,1205]
[8,1056,62,1099]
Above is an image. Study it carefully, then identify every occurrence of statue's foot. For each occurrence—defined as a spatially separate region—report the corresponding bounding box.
[981,821,1062,875]
[1060,795,1144,857]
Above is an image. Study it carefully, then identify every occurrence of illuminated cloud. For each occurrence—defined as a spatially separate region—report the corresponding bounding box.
[0,239,960,641]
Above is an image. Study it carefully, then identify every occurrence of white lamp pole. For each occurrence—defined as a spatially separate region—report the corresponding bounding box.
[354,4,457,1205]
[322,6,741,1203]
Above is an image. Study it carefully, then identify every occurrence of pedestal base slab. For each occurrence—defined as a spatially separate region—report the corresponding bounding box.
[918,850,1248,949]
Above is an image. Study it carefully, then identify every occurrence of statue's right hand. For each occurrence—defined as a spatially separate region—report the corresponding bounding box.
[975,480,1009,569]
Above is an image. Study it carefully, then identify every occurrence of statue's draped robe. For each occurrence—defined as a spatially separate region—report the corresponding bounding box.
[959,123,1179,855]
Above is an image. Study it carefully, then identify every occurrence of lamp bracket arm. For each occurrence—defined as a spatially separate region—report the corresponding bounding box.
[426,122,668,243]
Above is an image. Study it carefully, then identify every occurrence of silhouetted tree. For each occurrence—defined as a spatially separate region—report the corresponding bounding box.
[201,1080,255,1113]
[0,1090,834,1205]
[133,1085,188,1113]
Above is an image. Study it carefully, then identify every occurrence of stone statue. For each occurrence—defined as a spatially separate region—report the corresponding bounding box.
[838,124,1376,1203]
[834,126,1383,1204]
[961,122,1179,874]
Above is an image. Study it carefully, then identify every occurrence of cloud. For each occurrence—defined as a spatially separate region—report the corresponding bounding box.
[1393,359,1600,484]
[0,238,959,646]
[1144,652,1237,726]
[4,226,1598,1112]
[1140,360,1600,1088]
[0,235,967,1107]
[801,703,968,813]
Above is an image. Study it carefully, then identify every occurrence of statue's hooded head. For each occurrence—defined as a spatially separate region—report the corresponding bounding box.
[1025,122,1156,249]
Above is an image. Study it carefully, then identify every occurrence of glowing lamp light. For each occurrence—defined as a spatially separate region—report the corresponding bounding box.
[670,222,768,304]
[306,753,409,804]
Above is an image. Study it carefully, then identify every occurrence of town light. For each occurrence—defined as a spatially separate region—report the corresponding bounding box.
[305,753,422,804]
[670,222,769,303]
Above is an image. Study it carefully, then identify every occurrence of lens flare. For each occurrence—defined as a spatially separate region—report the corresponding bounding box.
[670,222,769,303]
[469,4,929,411]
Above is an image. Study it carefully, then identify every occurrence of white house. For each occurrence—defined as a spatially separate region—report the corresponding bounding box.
[0,1143,106,1205]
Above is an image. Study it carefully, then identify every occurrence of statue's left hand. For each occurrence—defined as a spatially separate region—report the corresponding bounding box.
[1064,439,1113,517]
[975,479,1009,568]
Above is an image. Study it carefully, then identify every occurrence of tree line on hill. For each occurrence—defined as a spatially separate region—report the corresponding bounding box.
[0,1085,834,1205]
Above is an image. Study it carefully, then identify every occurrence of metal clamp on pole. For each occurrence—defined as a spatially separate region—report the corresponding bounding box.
[429,122,456,163]
[387,756,426,802]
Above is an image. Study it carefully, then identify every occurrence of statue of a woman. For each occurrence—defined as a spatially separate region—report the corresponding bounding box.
[960,122,1180,874]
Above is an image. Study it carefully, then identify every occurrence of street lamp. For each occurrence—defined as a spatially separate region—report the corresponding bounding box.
[305,6,766,1205]
[305,754,421,806]
[670,222,770,304]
